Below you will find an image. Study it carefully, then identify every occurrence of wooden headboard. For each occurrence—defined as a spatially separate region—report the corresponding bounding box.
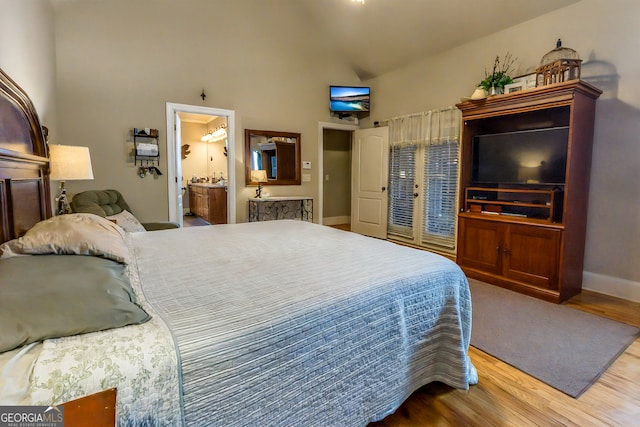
[0,67,51,244]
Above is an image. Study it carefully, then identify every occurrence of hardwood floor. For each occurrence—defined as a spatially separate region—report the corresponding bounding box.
[328,223,351,232]
[372,292,640,427]
[325,225,640,426]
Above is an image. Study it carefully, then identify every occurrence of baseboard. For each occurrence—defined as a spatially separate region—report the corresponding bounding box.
[582,271,640,303]
[323,216,350,226]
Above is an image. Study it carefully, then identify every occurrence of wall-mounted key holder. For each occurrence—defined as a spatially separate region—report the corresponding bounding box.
[133,127,160,170]
[137,165,163,178]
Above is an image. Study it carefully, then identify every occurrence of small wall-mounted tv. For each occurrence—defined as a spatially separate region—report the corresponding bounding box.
[329,86,370,113]
[472,126,569,185]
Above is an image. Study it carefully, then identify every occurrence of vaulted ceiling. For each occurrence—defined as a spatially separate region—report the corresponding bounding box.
[296,0,580,80]
[49,0,581,81]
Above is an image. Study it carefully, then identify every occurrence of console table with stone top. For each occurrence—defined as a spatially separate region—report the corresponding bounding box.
[248,196,313,222]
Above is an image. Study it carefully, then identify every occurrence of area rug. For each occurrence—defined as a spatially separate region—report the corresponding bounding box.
[468,279,640,398]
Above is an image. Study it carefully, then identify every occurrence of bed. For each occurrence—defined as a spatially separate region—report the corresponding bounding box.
[0,67,477,426]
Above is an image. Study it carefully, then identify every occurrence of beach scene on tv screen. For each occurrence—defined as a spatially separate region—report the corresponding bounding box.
[330,86,370,112]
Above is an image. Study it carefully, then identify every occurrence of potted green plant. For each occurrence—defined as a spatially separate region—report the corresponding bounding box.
[479,53,516,95]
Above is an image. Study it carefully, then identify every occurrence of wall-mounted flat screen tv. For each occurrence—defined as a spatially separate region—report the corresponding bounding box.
[472,126,569,185]
[329,86,370,113]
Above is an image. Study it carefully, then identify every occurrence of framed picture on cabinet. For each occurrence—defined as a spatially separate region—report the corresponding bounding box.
[504,82,526,94]
[512,73,537,89]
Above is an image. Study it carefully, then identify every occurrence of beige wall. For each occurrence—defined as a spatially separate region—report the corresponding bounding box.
[0,0,57,138]
[367,0,640,297]
[50,0,360,223]
[322,129,351,221]
[180,122,209,187]
[205,117,229,181]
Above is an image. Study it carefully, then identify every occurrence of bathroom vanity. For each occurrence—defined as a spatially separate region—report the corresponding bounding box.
[188,183,228,224]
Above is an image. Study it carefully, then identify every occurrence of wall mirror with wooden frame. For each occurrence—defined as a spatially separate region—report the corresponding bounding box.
[245,129,301,185]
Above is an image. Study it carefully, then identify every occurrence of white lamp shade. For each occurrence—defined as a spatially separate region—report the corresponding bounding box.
[251,169,268,183]
[49,144,94,181]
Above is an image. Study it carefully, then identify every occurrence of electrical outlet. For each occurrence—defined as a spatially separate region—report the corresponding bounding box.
[302,174,311,182]
[302,161,312,169]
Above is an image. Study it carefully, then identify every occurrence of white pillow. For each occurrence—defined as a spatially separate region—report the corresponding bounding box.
[106,210,146,233]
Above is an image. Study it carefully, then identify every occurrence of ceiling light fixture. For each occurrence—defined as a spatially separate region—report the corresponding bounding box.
[352,0,365,4]
[201,125,227,142]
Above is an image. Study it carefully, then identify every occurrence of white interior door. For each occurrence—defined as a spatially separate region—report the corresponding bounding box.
[351,126,389,238]
[174,113,183,226]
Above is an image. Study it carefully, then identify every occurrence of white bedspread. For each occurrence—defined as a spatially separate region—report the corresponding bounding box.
[132,221,477,426]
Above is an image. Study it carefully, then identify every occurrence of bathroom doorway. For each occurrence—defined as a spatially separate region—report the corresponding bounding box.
[166,103,236,227]
[179,112,228,226]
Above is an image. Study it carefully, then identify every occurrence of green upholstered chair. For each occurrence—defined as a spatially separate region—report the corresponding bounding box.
[70,189,179,231]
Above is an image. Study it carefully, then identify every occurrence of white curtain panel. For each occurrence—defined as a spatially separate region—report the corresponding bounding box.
[386,107,461,148]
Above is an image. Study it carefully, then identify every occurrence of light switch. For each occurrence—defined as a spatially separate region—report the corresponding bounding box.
[325,174,330,181]
[302,161,312,169]
[302,174,311,182]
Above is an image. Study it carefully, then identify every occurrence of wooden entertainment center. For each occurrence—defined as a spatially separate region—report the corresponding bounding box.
[456,80,601,303]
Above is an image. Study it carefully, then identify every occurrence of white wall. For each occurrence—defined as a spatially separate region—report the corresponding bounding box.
[51,0,360,223]
[368,0,640,299]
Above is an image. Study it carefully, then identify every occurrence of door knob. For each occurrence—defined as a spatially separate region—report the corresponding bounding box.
[381,186,386,191]
[413,193,419,198]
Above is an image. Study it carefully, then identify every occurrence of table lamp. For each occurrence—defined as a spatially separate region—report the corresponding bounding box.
[49,144,94,215]
[251,169,268,198]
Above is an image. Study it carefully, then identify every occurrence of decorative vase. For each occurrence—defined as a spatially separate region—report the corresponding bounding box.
[489,86,504,96]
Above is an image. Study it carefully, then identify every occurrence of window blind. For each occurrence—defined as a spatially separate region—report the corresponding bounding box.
[421,141,459,250]
[384,107,461,253]
[388,145,416,239]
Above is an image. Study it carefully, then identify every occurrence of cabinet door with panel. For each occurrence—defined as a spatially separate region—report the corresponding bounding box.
[208,187,227,224]
[503,223,561,290]
[189,186,206,219]
[457,217,501,274]
[188,187,198,216]
[458,216,562,292]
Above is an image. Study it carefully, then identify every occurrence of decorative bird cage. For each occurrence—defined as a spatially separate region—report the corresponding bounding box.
[535,39,582,86]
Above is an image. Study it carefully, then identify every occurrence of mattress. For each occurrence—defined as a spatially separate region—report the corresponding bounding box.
[131,220,477,426]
